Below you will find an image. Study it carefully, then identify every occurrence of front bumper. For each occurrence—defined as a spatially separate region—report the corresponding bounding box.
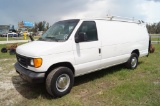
[14,62,45,83]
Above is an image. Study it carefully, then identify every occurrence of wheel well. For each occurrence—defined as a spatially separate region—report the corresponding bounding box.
[132,49,139,57]
[45,62,75,78]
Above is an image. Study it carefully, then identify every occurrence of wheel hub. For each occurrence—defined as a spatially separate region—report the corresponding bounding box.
[131,57,137,68]
[56,74,70,92]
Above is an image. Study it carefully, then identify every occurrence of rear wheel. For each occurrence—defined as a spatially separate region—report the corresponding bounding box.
[46,67,74,97]
[125,53,138,69]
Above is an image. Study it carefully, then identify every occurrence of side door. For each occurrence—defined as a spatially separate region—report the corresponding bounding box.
[73,21,101,76]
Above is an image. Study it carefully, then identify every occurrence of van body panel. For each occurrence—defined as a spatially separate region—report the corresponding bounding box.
[95,20,149,70]
[35,50,75,72]
[16,40,75,72]
[16,41,73,57]
[73,41,101,76]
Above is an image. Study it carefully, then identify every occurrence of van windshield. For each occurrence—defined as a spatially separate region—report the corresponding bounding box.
[39,19,79,42]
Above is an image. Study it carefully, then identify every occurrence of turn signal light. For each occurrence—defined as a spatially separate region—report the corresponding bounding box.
[33,58,42,68]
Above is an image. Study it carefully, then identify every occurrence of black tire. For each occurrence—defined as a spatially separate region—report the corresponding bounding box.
[125,53,138,69]
[1,48,7,53]
[46,67,74,97]
[9,49,16,55]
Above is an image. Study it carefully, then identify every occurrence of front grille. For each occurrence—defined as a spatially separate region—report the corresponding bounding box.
[16,54,30,68]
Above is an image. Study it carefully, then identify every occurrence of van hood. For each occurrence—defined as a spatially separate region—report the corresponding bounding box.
[16,41,72,57]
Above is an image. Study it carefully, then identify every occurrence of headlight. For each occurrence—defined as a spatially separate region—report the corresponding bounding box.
[30,58,42,68]
[30,59,34,66]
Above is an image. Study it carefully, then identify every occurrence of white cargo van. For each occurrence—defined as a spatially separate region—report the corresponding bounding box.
[15,16,150,97]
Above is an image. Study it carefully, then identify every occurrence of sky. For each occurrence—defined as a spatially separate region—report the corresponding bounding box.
[0,0,160,28]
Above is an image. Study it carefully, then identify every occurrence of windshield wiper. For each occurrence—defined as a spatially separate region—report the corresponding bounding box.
[39,36,58,42]
[38,37,45,41]
[46,37,58,42]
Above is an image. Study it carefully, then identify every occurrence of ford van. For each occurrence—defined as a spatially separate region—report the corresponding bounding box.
[15,17,149,97]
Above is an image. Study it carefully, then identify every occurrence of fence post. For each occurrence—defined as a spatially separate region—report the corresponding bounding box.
[150,34,160,44]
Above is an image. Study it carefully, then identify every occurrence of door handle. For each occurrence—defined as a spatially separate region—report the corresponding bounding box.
[99,48,101,54]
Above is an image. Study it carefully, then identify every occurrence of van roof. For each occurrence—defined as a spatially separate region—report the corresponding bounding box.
[78,16,145,24]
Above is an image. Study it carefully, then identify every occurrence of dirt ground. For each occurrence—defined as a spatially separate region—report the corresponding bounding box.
[0,59,23,105]
[0,58,53,106]
[0,59,37,105]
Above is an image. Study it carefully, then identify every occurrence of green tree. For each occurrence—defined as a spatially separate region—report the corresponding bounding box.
[30,21,50,33]
[147,22,160,34]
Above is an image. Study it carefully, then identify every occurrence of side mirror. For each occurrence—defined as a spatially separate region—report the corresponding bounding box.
[75,32,87,43]
[29,35,34,41]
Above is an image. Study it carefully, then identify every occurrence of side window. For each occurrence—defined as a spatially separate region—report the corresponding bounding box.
[76,21,98,42]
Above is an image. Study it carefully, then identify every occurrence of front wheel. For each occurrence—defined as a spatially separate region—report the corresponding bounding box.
[125,53,138,69]
[46,67,74,97]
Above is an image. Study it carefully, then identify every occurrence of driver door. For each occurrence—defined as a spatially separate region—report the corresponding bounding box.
[73,21,101,76]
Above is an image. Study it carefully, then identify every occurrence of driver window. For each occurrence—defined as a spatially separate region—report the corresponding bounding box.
[77,21,98,42]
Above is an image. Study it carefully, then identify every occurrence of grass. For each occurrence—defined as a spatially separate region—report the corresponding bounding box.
[0,43,27,59]
[150,34,160,41]
[0,44,160,106]
[0,44,16,59]
[0,36,40,41]
[151,38,160,41]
